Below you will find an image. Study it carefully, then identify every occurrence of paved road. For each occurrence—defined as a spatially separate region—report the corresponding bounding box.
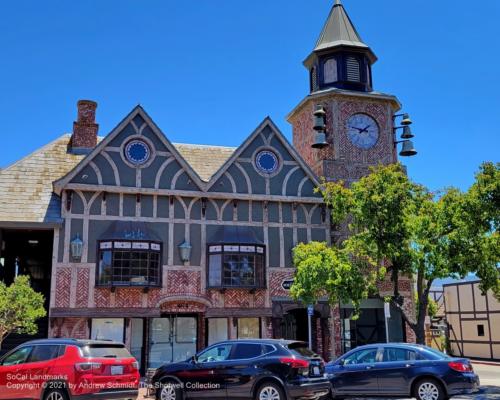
[138,362,500,399]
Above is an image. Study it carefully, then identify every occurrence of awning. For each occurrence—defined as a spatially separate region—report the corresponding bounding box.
[100,221,162,242]
[209,226,263,245]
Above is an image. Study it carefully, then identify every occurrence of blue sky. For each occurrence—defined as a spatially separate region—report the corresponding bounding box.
[1,0,499,191]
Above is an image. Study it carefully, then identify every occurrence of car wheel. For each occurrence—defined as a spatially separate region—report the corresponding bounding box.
[256,382,285,400]
[44,389,68,400]
[415,379,444,400]
[157,380,182,400]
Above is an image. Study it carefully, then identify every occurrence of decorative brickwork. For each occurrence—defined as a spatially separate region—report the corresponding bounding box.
[166,270,201,296]
[75,268,90,308]
[269,270,295,297]
[116,288,143,307]
[55,267,71,308]
[224,290,252,308]
[94,288,111,307]
[50,317,88,339]
[160,300,206,314]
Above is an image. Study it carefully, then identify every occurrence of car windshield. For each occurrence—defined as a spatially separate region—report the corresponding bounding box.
[287,342,318,358]
[82,344,132,358]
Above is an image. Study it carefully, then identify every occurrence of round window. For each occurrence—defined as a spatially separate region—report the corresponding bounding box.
[255,150,279,175]
[124,139,151,166]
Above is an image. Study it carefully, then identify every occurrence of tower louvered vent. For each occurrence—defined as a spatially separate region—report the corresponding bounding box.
[346,57,361,82]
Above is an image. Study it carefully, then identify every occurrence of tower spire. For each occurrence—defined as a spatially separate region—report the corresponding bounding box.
[303,0,377,93]
[313,0,374,58]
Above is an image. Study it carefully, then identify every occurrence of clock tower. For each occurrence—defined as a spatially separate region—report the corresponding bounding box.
[288,0,406,184]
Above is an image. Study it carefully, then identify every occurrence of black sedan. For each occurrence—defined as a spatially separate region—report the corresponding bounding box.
[149,339,331,400]
[325,343,480,400]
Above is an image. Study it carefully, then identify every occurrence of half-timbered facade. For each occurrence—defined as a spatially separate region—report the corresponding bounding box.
[43,103,331,371]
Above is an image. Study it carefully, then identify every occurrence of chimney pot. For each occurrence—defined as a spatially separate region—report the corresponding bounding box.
[71,99,98,152]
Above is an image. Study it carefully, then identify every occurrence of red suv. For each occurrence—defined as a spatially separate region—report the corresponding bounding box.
[0,339,139,400]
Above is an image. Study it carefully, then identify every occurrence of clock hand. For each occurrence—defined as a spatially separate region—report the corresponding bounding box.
[360,125,371,133]
[349,126,363,132]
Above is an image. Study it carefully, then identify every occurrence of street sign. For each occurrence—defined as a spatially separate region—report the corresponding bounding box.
[281,279,294,290]
[307,305,314,316]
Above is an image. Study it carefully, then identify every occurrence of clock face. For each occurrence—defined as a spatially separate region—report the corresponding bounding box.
[346,113,379,149]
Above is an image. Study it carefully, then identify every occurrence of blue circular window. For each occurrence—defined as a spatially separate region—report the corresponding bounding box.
[125,140,151,165]
[255,150,279,174]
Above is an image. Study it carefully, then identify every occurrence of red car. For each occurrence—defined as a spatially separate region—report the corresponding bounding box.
[0,339,139,400]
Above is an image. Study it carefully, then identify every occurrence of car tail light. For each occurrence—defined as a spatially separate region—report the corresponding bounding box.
[75,362,102,372]
[448,361,472,372]
[131,361,139,371]
[280,357,310,369]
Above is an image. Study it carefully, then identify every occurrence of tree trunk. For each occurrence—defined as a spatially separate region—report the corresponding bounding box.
[414,278,433,345]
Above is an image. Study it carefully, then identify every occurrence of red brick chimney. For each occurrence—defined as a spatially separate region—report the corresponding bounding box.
[71,100,98,152]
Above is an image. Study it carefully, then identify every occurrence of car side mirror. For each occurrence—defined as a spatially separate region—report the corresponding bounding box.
[191,355,198,364]
[338,359,346,366]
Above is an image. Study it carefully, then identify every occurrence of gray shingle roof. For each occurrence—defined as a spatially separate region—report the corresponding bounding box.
[174,142,236,182]
[0,135,85,224]
[0,136,236,224]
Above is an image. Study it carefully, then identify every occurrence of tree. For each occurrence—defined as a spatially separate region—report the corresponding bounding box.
[0,275,46,350]
[291,163,500,344]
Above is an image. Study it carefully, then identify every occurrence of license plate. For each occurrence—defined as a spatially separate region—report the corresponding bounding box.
[111,366,124,375]
[313,366,320,375]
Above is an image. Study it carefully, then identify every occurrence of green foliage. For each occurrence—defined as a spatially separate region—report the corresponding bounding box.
[291,162,500,344]
[290,242,377,316]
[0,275,46,349]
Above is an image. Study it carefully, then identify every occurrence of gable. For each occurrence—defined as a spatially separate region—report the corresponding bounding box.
[207,117,321,199]
[54,106,205,194]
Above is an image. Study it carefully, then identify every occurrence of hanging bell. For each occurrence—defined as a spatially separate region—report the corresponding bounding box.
[399,140,417,157]
[400,113,412,126]
[312,131,328,149]
[401,125,414,139]
[313,105,326,131]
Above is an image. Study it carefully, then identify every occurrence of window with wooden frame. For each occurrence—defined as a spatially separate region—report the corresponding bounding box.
[96,240,162,287]
[207,244,265,289]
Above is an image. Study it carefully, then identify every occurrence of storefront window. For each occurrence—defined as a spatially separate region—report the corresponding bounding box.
[208,318,228,345]
[91,318,124,342]
[207,245,265,288]
[237,318,260,339]
[96,240,161,287]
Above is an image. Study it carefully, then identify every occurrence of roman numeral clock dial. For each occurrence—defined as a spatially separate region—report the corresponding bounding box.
[347,113,379,149]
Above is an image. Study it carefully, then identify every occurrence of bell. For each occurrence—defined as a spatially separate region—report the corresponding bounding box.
[312,132,328,149]
[401,125,414,139]
[401,113,412,125]
[399,140,417,157]
[314,115,326,131]
[313,105,326,131]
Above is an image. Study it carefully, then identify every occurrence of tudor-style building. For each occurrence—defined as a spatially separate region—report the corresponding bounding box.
[46,103,332,371]
[0,1,414,370]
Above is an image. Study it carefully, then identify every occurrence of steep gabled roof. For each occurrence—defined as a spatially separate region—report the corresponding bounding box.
[206,116,320,191]
[53,105,208,194]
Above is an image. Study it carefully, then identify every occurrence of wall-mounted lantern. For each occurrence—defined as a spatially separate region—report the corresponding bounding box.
[178,241,192,264]
[70,234,83,260]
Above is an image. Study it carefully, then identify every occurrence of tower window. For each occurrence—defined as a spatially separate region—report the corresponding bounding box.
[323,58,338,84]
[346,56,361,82]
[310,67,318,91]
